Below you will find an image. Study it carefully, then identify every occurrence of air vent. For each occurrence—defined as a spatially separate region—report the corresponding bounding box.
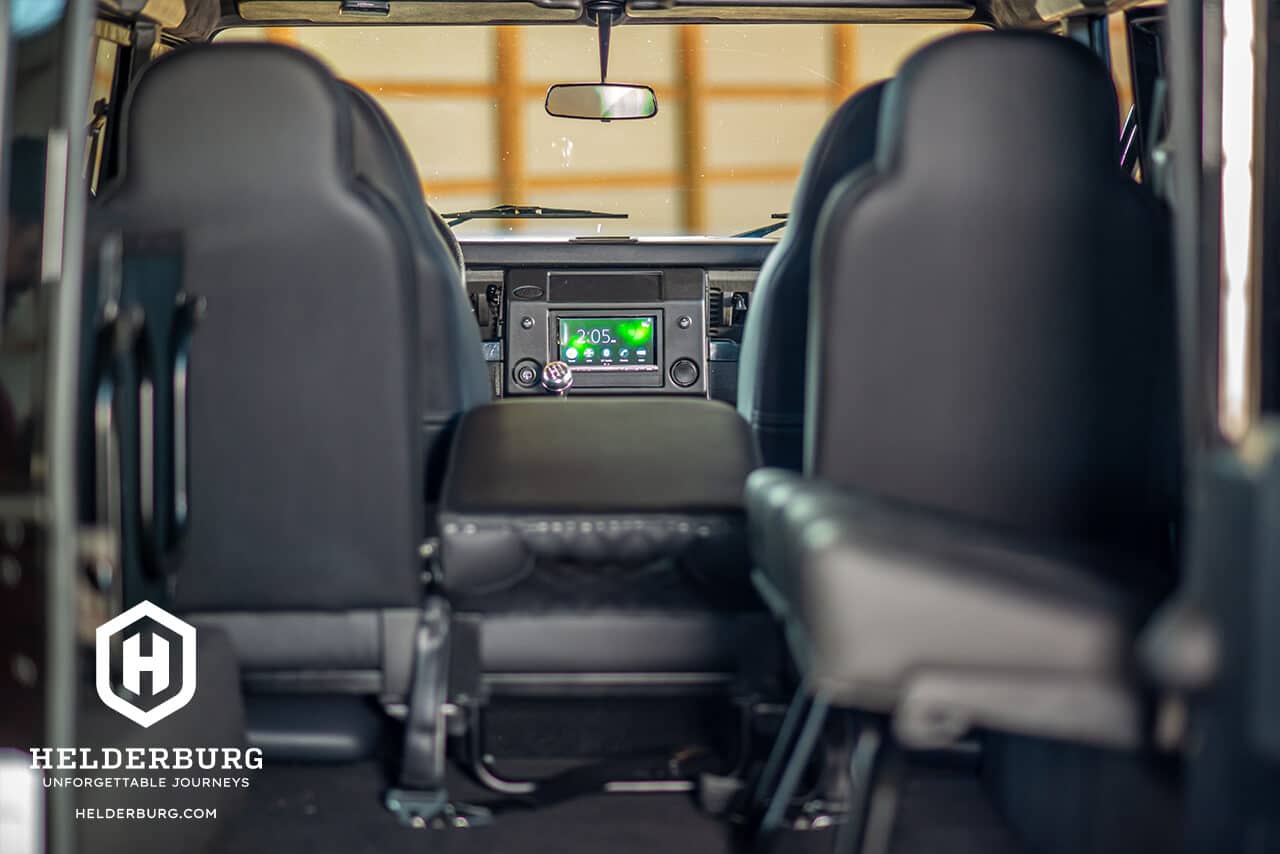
[707,287,725,333]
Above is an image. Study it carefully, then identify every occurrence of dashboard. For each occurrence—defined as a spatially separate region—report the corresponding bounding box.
[460,238,770,402]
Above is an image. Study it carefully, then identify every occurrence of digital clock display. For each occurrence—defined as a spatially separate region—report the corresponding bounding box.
[558,316,656,367]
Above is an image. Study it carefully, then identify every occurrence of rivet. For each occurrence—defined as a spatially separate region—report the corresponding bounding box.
[12,654,37,686]
[1,557,20,588]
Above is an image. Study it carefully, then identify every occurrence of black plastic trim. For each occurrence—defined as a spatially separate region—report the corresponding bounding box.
[459,238,774,268]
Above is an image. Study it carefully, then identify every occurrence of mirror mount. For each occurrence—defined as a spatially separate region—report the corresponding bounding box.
[585,1,623,82]
[546,3,656,122]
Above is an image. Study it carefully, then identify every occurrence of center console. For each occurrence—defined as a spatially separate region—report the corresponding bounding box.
[503,268,708,396]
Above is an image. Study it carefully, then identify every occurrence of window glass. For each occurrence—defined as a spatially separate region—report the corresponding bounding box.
[218,22,984,236]
[3,15,69,488]
[11,0,64,39]
[85,35,119,192]
[1109,11,1134,119]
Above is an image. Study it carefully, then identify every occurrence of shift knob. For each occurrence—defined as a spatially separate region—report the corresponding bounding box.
[541,360,574,396]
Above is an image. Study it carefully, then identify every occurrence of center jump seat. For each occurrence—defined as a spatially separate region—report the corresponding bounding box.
[437,397,769,679]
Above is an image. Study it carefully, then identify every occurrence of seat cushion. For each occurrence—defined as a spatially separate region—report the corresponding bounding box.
[439,399,759,599]
[751,472,1145,748]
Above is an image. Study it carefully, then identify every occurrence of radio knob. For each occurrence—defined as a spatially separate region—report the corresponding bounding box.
[513,359,541,388]
[669,358,699,388]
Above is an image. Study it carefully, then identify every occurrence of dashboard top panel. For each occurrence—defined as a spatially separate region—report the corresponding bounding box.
[458,237,776,269]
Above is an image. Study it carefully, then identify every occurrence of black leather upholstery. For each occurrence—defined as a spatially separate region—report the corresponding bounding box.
[810,32,1180,571]
[245,695,383,761]
[747,32,1178,751]
[440,399,758,600]
[77,627,246,854]
[737,81,886,470]
[750,469,1145,747]
[443,399,757,515]
[341,82,491,504]
[342,82,465,277]
[438,399,766,672]
[96,44,426,691]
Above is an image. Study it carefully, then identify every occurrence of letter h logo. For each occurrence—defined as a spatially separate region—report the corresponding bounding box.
[96,601,197,728]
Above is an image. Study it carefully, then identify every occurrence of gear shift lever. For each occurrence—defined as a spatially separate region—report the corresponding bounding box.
[541,361,574,397]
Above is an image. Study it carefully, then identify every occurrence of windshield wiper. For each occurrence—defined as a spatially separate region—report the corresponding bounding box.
[733,213,788,239]
[443,204,628,228]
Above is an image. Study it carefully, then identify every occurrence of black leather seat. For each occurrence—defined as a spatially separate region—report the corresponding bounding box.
[432,397,775,798]
[737,81,886,470]
[77,627,246,854]
[95,44,429,702]
[341,81,491,504]
[344,84,467,276]
[438,398,768,674]
[746,30,1179,841]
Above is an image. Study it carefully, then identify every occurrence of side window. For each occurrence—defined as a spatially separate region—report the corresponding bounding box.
[2,21,58,490]
[85,27,122,194]
[1109,11,1134,121]
[1106,11,1141,180]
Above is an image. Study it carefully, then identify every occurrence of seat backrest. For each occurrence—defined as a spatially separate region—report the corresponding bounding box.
[809,31,1180,572]
[341,82,467,277]
[96,44,424,615]
[737,81,886,470]
[341,82,491,501]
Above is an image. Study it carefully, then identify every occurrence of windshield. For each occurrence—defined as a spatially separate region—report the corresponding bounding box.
[218,23,980,237]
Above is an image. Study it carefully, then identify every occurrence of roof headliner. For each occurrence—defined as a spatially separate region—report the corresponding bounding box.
[105,0,1156,45]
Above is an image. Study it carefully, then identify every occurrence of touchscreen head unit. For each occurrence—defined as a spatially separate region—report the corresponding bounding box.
[558,316,656,367]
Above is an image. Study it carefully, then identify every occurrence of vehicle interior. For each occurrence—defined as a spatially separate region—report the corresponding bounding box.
[2,0,1277,852]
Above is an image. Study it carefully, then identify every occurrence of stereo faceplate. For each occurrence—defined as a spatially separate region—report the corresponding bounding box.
[504,269,707,396]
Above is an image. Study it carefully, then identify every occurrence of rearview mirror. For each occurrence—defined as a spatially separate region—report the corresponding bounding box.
[545,83,658,121]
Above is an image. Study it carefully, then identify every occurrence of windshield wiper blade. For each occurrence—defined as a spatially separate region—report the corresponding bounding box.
[443,204,628,227]
[733,213,788,239]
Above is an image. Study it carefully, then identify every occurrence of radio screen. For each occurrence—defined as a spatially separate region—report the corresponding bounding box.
[558,316,656,367]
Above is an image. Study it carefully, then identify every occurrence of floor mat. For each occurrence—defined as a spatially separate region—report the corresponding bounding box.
[213,761,1023,854]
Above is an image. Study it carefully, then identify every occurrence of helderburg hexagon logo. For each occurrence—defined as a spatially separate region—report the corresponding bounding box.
[96,601,197,728]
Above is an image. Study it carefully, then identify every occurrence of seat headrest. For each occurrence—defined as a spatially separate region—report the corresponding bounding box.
[117,44,351,200]
[790,80,887,233]
[876,31,1119,179]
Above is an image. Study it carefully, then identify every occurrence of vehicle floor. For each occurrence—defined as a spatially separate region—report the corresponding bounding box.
[212,758,1026,854]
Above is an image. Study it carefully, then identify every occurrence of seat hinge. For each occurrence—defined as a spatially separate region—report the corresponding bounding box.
[385,595,490,829]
